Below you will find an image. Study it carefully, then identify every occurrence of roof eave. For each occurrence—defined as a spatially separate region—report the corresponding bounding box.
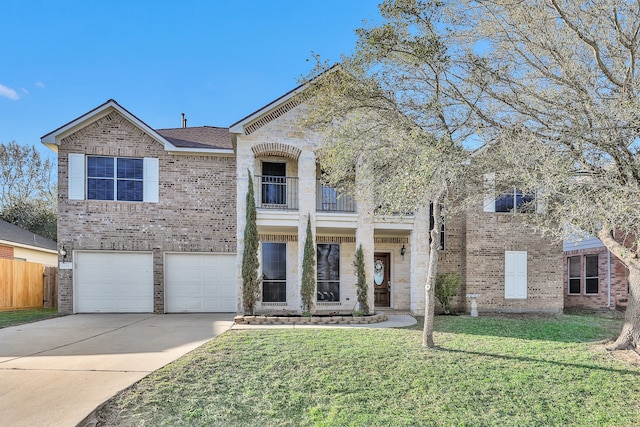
[40,99,179,152]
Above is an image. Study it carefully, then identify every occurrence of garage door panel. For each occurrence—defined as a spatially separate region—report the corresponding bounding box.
[165,254,236,313]
[75,252,153,313]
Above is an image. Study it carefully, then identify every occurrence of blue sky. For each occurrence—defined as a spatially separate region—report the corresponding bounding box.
[1,1,381,159]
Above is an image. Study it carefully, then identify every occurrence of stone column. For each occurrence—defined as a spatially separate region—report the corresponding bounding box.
[297,150,316,313]
[355,159,375,313]
[410,203,429,315]
[236,140,256,313]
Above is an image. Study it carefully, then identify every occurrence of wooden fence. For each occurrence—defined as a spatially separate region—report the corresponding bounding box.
[0,259,58,310]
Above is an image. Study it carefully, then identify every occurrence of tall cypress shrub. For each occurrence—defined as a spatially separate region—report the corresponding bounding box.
[354,244,369,315]
[301,214,316,314]
[242,172,260,314]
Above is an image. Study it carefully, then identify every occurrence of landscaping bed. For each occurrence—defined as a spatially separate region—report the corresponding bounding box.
[233,312,387,325]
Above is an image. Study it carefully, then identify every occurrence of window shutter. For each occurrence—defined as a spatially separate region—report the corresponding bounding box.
[68,153,85,200]
[143,158,159,203]
[536,188,546,214]
[505,251,527,299]
[483,172,496,212]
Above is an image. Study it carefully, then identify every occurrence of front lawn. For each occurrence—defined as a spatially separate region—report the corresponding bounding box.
[91,314,639,427]
[0,308,61,328]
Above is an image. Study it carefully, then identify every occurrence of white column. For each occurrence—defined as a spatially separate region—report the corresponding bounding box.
[410,204,429,315]
[236,141,256,313]
[355,159,375,313]
[297,151,316,313]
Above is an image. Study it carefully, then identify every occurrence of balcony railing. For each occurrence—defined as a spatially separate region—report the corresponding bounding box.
[255,175,299,210]
[316,181,356,212]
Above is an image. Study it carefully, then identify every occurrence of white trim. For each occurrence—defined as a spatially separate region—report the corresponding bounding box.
[143,157,159,203]
[68,153,85,200]
[483,172,496,212]
[0,240,57,254]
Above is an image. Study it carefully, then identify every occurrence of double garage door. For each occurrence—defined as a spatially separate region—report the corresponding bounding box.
[74,252,236,313]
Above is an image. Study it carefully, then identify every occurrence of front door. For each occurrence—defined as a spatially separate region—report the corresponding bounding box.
[373,252,391,307]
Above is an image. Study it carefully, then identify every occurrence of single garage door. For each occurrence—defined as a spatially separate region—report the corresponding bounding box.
[75,251,154,313]
[165,253,237,312]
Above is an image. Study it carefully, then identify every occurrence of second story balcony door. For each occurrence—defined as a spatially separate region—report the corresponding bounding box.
[262,162,286,206]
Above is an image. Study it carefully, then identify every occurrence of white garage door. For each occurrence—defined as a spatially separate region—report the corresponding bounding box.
[75,251,154,313]
[165,253,237,312]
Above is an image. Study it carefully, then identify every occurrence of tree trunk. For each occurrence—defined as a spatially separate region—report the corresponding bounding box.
[596,227,640,351]
[423,192,445,348]
[607,265,640,351]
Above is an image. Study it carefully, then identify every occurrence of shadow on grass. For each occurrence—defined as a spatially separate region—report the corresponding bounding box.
[438,346,640,376]
[406,314,624,344]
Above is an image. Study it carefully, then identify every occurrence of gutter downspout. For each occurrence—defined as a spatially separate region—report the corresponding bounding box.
[607,250,612,309]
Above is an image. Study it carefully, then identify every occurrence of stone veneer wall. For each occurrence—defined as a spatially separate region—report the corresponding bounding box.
[464,210,563,313]
[57,111,237,313]
[563,246,629,310]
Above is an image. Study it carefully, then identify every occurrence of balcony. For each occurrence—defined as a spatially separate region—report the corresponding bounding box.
[316,181,356,212]
[256,175,299,210]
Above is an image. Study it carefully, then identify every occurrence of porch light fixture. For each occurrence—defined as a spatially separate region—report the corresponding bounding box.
[400,244,406,259]
[59,245,67,260]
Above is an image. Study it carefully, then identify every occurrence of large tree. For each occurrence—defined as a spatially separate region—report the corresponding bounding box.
[448,0,640,351]
[0,142,57,240]
[304,1,470,347]
[308,0,640,350]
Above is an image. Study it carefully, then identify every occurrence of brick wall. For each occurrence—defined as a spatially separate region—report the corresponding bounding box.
[0,245,14,260]
[464,211,563,313]
[57,111,237,313]
[563,246,629,309]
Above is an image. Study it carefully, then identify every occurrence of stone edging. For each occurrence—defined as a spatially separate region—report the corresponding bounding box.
[234,313,388,325]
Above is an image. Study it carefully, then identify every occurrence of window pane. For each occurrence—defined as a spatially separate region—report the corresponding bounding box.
[87,157,114,178]
[117,180,143,201]
[515,190,535,213]
[263,243,286,281]
[87,178,114,200]
[585,255,599,277]
[568,256,581,278]
[317,244,340,302]
[263,281,286,302]
[569,278,581,294]
[117,158,143,179]
[495,193,514,212]
[585,278,599,294]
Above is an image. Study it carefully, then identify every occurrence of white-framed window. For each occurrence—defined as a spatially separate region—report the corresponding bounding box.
[262,242,287,303]
[67,153,158,202]
[568,255,599,294]
[505,250,527,299]
[317,243,340,302]
[483,173,536,213]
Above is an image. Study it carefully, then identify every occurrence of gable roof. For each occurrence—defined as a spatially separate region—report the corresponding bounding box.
[229,64,340,136]
[0,220,57,252]
[41,99,233,156]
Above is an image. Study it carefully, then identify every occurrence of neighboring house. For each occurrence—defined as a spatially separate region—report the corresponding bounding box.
[42,84,563,315]
[42,100,237,314]
[563,235,629,310]
[0,219,57,266]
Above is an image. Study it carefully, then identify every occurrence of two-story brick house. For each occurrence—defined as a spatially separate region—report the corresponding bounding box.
[42,100,237,314]
[43,84,564,315]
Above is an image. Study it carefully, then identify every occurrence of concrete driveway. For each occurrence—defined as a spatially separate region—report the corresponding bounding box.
[0,313,234,427]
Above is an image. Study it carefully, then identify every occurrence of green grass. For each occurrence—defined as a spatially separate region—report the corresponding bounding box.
[0,308,61,328]
[96,314,639,427]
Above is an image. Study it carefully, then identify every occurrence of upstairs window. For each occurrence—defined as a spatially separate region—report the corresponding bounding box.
[67,153,158,202]
[87,157,144,201]
[483,173,536,213]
